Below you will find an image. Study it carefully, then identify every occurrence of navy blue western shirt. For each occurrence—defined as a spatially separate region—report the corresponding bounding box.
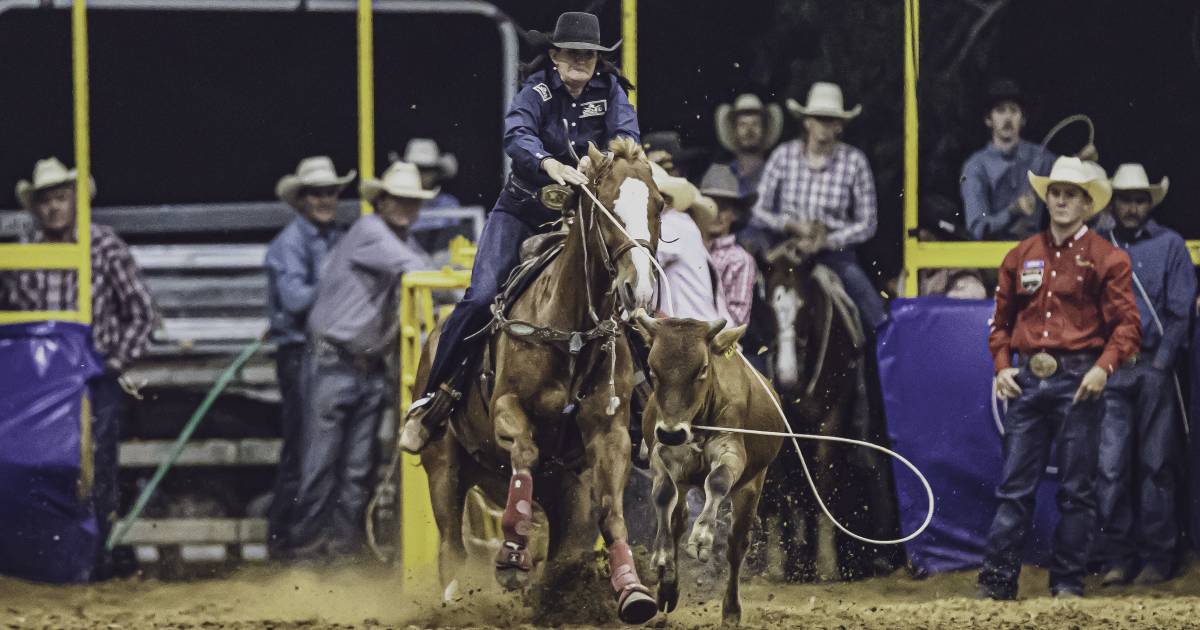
[1105,220,1196,370]
[265,216,344,345]
[504,68,640,191]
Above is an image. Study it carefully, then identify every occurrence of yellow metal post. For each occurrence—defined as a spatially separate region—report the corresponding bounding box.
[357,0,376,215]
[398,269,471,585]
[622,0,637,108]
[902,0,919,297]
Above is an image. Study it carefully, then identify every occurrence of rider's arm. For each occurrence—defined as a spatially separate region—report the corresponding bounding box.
[749,143,789,235]
[504,85,552,178]
[1153,235,1194,370]
[824,149,877,250]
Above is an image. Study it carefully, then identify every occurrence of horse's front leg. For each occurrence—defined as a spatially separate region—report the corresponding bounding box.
[580,399,657,625]
[493,392,539,589]
[688,439,746,563]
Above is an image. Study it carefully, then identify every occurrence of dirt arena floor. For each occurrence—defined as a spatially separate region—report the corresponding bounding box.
[2,558,1199,630]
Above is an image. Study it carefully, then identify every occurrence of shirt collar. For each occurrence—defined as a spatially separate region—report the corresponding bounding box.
[798,140,843,170]
[1046,224,1088,248]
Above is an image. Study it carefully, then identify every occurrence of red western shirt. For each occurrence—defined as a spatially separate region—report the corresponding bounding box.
[989,226,1141,374]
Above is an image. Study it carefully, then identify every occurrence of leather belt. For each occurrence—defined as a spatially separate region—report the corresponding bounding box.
[1017,349,1100,378]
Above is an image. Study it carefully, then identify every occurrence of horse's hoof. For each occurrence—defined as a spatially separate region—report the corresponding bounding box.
[618,587,658,625]
[655,578,679,613]
[495,542,533,591]
[495,565,531,591]
[442,578,461,602]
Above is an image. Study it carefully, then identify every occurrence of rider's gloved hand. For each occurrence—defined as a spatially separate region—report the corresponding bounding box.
[542,157,588,186]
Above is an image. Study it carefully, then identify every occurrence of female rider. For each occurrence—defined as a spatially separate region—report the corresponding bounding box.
[399,11,640,452]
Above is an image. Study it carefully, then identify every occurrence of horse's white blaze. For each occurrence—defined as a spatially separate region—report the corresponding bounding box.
[613,178,654,307]
[772,285,803,387]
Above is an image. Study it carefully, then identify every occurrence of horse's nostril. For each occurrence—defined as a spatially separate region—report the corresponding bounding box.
[621,281,635,307]
[656,426,688,446]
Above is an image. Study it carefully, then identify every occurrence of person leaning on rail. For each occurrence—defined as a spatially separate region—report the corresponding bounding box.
[1092,163,1194,587]
[398,10,640,454]
[1,157,155,581]
[286,161,435,561]
[979,156,1141,600]
[263,156,353,559]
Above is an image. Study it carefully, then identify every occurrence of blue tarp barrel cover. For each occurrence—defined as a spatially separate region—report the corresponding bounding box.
[0,321,101,583]
[878,298,1059,574]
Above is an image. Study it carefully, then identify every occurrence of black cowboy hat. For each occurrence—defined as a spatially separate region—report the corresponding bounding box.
[538,12,621,52]
[917,195,971,241]
[981,78,1024,115]
[642,130,706,173]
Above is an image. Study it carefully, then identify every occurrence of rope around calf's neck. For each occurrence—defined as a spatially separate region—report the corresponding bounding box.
[692,351,936,546]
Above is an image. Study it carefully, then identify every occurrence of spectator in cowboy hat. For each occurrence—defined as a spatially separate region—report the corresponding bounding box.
[264,155,354,558]
[289,161,434,560]
[711,93,783,197]
[2,157,155,580]
[700,164,757,327]
[751,81,886,332]
[397,138,461,210]
[1093,163,1193,587]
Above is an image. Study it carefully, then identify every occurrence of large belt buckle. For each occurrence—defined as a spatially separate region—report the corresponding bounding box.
[539,184,575,212]
[1029,351,1058,379]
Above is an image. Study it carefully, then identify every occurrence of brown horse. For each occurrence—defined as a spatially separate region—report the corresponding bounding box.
[415,139,664,624]
[757,240,898,581]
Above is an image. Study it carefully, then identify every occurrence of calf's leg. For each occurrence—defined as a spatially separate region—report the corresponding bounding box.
[688,442,746,563]
[723,472,766,626]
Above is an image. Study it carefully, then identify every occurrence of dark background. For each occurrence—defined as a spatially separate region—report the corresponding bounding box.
[2,0,1199,284]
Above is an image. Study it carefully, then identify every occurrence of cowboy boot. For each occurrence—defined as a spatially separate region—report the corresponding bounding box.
[398,385,457,454]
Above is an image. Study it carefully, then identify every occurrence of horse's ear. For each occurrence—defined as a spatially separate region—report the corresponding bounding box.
[634,309,660,341]
[710,324,747,356]
[587,142,607,169]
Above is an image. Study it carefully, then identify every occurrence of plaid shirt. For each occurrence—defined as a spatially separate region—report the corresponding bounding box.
[0,224,155,367]
[751,139,877,250]
[707,235,755,326]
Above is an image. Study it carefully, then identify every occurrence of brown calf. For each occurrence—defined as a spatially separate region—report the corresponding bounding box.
[634,314,784,626]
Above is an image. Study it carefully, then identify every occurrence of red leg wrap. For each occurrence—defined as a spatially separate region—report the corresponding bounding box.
[500,471,534,548]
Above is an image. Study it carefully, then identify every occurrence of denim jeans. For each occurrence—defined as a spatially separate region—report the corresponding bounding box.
[1093,361,1179,573]
[813,249,887,332]
[978,361,1103,595]
[268,342,307,555]
[88,372,126,580]
[287,344,385,557]
[423,208,538,393]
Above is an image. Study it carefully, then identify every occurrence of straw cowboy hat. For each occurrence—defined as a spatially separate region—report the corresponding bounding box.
[15,157,96,210]
[276,156,356,208]
[361,161,439,203]
[1027,157,1112,214]
[786,82,862,120]
[403,138,458,180]
[650,161,698,213]
[714,93,783,153]
[1110,163,1168,208]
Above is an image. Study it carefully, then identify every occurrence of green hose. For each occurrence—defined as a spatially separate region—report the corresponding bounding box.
[106,338,265,551]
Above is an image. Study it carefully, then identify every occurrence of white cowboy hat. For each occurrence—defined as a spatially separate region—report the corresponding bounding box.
[649,161,697,212]
[403,138,458,180]
[276,156,356,208]
[15,157,96,210]
[786,82,862,120]
[1028,157,1112,215]
[361,161,439,203]
[714,93,783,153]
[1110,163,1168,208]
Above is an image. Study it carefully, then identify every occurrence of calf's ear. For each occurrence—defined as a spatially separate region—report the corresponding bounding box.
[710,324,747,356]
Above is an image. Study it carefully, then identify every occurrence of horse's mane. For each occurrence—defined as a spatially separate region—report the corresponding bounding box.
[608,137,647,164]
